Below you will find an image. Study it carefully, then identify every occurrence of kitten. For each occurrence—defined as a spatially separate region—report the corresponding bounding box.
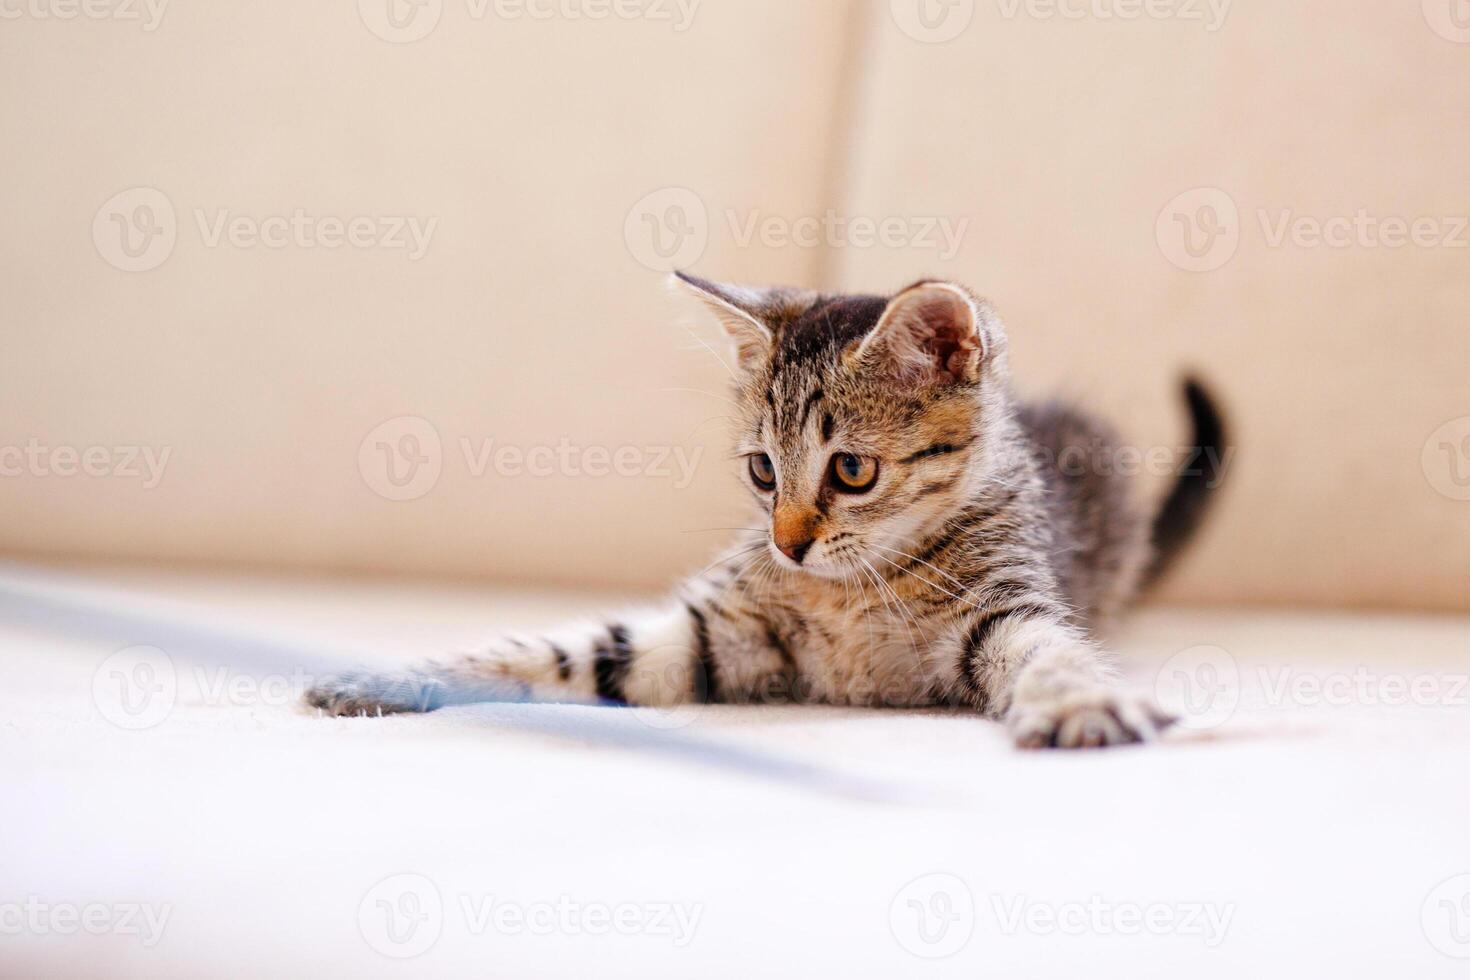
[306,274,1225,749]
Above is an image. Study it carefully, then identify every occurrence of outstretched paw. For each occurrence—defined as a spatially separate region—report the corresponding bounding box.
[1007,688,1175,749]
[303,671,447,718]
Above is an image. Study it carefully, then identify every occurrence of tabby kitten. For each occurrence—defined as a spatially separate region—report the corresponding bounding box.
[307,274,1224,748]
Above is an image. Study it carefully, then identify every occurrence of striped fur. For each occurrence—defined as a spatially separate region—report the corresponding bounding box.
[306,276,1223,749]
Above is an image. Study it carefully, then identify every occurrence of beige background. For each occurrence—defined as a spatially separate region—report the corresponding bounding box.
[1,0,1467,610]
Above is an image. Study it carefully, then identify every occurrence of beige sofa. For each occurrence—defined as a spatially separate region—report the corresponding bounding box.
[3,3,1469,977]
[3,0,1466,610]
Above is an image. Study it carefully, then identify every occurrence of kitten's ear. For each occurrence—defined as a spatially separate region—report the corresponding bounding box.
[854,281,995,385]
[670,271,776,370]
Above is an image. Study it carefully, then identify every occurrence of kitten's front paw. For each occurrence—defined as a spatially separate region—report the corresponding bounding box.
[303,671,446,718]
[1007,688,1175,749]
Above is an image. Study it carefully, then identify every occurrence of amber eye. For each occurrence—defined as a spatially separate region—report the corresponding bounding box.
[830,453,878,493]
[748,453,776,491]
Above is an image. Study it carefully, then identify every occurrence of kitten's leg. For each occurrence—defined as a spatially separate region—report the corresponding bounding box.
[303,585,786,717]
[958,606,1173,749]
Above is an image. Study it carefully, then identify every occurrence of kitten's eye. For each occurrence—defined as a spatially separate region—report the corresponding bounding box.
[830,453,879,493]
[748,453,776,491]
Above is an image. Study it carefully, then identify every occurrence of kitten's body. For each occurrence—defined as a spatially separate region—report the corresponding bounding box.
[309,276,1223,748]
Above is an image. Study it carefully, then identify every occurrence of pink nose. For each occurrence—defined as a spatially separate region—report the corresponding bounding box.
[777,537,815,564]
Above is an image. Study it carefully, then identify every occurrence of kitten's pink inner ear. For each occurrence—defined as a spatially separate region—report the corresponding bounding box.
[860,283,984,384]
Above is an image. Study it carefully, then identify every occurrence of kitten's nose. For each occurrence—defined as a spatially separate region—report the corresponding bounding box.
[778,536,815,565]
[773,506,819,565]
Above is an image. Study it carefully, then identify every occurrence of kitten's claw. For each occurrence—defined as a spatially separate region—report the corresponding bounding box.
[1007,688,1175,749]
[303,671,445,718]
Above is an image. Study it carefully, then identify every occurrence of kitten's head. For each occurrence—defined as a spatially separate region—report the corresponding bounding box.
[674,272,1012,579]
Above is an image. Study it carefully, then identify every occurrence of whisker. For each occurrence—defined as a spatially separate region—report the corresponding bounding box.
[655,387,744,411]
[681,528,766,535]
[691,543,764,581]
[679,324,737,381]
[683,415,735,441]
[870,548,985,610]
[858,556,926,676]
